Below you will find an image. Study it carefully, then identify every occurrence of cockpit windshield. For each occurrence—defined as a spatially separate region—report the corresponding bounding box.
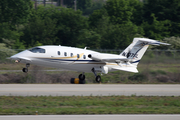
[29,47,45,53]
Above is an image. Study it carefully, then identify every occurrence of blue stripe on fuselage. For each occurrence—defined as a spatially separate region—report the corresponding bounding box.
[131,60,140,64]
[36,58,98,62]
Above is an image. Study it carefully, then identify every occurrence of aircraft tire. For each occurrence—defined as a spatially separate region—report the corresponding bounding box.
[22,68,28,73]
[96,75,101,83]
[79,80,85,84]
[78,74,85,80]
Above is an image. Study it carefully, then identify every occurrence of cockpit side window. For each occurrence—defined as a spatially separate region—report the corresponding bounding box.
[29,47,45,53]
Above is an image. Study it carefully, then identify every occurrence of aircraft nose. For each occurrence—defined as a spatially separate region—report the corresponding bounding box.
[10,50,28,59]
[11,50,27,57]
[9,50,32,63]
[10,54,23,62]
[10,54,18,60]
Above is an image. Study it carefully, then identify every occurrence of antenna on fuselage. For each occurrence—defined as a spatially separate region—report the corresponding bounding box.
[84,47,90,50]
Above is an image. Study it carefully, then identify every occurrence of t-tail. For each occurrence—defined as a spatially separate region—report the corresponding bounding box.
[120,38,170,66]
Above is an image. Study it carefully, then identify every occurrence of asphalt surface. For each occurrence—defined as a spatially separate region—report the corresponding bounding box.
[0,115,180,120]
[0,84,180,96]
[0,69,69,73]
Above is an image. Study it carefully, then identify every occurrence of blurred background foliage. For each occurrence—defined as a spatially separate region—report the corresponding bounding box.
[0,0,180,51]
[1,0,180,83]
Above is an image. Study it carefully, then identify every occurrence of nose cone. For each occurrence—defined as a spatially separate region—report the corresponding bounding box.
[10,50,26,60]
[9,50,32,63]
[9,54,20,63]
[10,54,20,60]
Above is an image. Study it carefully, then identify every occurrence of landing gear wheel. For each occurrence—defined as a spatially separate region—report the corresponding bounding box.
[78,74,85,80]
[22,68,28,73]
[22,63,30,73]
[96,75,101,83]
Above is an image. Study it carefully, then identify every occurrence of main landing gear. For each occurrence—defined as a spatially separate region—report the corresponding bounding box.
[22,63,30,73]
[92,68,101,83]
[78,72,85,84]
[78,68,101,83]
[79,73,85,81]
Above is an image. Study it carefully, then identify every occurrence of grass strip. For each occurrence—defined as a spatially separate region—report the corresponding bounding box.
[0,96,180,115]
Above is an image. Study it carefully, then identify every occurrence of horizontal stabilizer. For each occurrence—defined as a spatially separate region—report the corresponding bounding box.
[112,66,138,73]
[148,41,171,46]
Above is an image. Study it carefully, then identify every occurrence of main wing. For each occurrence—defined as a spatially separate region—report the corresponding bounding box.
[88,53,138,73]
[112,66,138,73]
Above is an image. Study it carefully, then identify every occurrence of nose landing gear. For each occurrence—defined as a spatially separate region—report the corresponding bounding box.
[22,63,30,73]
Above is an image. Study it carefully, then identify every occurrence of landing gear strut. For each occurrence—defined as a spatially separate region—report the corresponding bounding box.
[92,68,101,83]
[22,63,30,73]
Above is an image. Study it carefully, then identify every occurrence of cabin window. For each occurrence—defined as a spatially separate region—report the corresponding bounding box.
[58,51,60,55]
[64,52,67,56]
[77,54,80,58]
[83,55,86,59]
[71,53,73,57]
[29,47,45,53]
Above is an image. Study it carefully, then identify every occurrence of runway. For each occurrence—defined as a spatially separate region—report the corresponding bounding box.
[0,115,180,120]
[0,84,180,96]
[0,69,69,73]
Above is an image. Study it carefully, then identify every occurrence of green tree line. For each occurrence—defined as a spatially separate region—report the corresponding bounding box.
[0,0,180,50]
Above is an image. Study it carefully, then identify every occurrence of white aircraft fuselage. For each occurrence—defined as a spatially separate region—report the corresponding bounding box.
[11,46,129,73]
[10,38,170,82]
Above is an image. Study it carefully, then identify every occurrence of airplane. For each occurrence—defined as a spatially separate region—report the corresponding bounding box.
[9,38,170,83]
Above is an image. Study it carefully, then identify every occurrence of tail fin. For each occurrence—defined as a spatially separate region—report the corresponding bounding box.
[120,38,170,66]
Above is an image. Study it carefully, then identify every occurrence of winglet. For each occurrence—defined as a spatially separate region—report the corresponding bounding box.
[84,47,90,50]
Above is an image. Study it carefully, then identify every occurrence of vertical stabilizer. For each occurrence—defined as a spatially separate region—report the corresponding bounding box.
[120,38,170,66]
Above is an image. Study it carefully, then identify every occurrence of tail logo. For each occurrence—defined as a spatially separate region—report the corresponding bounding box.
[141,42,148,46]
[122,52,138,58]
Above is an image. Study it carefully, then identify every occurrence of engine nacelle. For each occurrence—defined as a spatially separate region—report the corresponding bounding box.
[88,53,102,61]
[94,66,108,74]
